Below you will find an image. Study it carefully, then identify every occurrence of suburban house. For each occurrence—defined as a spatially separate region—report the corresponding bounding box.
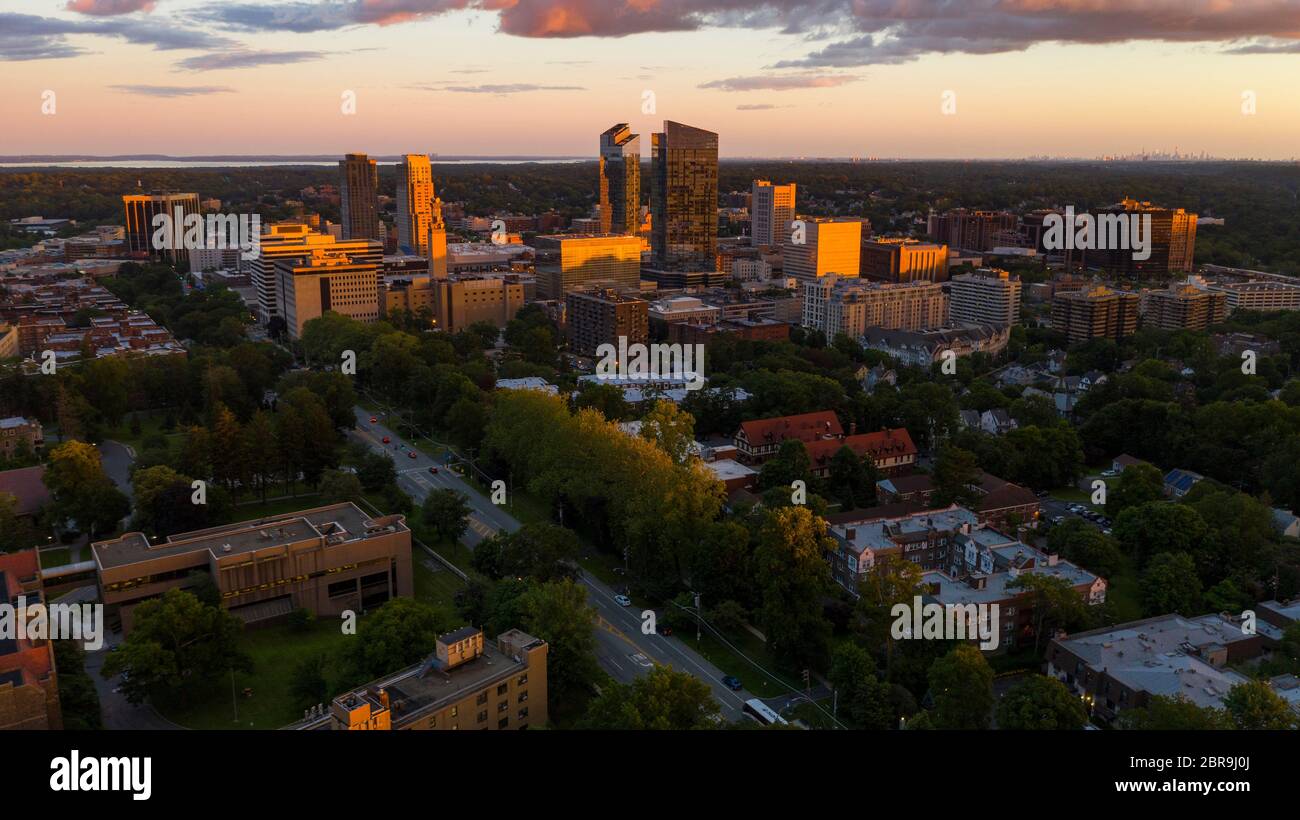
[1163,468,1204,499]
[734,411,916,475]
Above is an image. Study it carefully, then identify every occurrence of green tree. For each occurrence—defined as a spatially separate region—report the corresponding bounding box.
[1139,552,1202,616]
[345,598,453,680]
[289,652,331,711]
[0,492,36,552]
[1222,680,1299,729]
[928,644,994,730]
[318,469,364,504]
[829,642,893,729]
[931,445,981,507]
[639,400,697,465]
[827,445,878,509]
[1104,462,1164,519]
[751,506,834,670]
[1116,695,1232,730]
[580,665,720,729]
[758,438,813,492]
[421,488,472,546]
[996,674,1088,729]
[1008,572,1090,653]
[518,579,600,705]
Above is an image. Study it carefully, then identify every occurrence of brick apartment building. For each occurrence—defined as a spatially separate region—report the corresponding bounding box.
[565,288,649,358]
[733,410,917,475]
[92,503,413,633]
[0,417,43,459]
[0,550,62,730]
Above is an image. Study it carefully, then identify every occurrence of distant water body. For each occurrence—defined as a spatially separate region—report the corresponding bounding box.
[0,158,587,168]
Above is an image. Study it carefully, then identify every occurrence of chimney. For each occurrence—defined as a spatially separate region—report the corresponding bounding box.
[850,421,857,435]
[845,527,857,541]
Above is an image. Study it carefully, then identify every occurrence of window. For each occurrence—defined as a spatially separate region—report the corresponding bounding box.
[450,706,458,718]
[517,674,528,686]
[518,707,529,720]
[497,682,508,696]
[477,710,487,723]
[497,701,508,713]
[518,692,528,703]
[498,717,509,729]
[477,691,488,706]
[327,579,356,598]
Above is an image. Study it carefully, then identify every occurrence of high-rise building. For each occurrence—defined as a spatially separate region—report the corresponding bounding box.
[783,218,862,282]
[801,275,948,337]
[1091,198,1198,277]
[650,121,718,272]
[396,154,434,256]
[1140,282,1228,331]
[339,153,380,241]
[565,288,648,357]
[927,208,1018,252]
[250,223,383,326]
[276,249,381,339]
[532,234,642,299]
[599,124,641,236]
[751,180,796,247]
[1052,285,1140,344]
[948,268,1022,328]
[121,192,200,266]
[860,238,949,283]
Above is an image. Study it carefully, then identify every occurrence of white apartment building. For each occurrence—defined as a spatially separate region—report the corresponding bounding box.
[948,268,1022,328]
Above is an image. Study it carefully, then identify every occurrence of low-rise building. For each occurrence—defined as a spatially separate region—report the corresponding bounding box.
[0,550,62,730]
[861,323,1009,367]
[0,417,43,459]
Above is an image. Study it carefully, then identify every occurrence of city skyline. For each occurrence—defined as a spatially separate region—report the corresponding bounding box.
[1,1,1298,160]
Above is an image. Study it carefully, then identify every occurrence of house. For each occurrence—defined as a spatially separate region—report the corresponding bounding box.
[734,410,842,464]
[825,505,983,591]
[0,417,43,459]
[1163,468,1204,499]
[969,472,1040,531]
[804,428,917,477]
[1111,453,1148,473]
[1273,509,1300,539]
[0,465,50,519]
[858,363,897,393]
[979,408,1016,436]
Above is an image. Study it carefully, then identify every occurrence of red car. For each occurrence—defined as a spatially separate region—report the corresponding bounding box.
[381,436,391,444]
[428,466,438,474]
[408,451,418,459]
[369,416,377,423]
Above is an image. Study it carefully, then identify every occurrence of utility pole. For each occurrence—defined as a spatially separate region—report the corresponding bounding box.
[694,592,702,642]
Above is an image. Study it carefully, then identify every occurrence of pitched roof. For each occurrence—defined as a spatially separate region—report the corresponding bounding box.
[0,466,49,517]
[805,428,917,468]
[738,410,842,445]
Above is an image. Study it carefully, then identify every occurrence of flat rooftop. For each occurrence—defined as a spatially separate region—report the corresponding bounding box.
[378,637,535,724]
[92,503,405,570]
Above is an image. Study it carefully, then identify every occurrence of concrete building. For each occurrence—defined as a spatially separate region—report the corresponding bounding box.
[1091,198,1197,277]
[599,124,641,236]
[860,238,949,283]
[783,218,862,282]
[276,250,381,339]
[1051,286,1140,344]
[249,223,383,326]
[0,550,62,730]
[649,121,718,272]
[801,275,948,337]
[948,268,1022,328]
[648,296,721,333]
[339,153,380,241]
[1189,276,1300,314]
[861,323,1010,367]
[1140,281,1228,331]
[927,209,1017,253]
[533,234,641,299]
[121,192,200,266]
[751,180,796,247]
[432,274,526,334]
[295,627,547,731]
[92,502,413,634]
[565,288,648,357]
[395,154,435,256]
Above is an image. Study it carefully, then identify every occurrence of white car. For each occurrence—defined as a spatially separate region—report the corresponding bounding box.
[613,594,632,607]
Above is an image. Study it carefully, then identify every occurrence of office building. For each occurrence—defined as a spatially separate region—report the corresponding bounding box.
[1051,286,1140,344]
[294,627,547,731]
[0,550,62,730]
[433,274,526,334]
[533,234,642,299]
[565,288,648,357]
[250,223,383,325]
[1140,282,1228,331]
[751,180,796,247]
[1189,275,1300,314]
[649,121,718,271]
[396,154,435,256]
[121,192,200,265]
[276,250,381,339]
[927,209,1017,253]
[93,502,413,634]
[801,275,948,337]
[1091,198,1197,277]
[860,238,949,283]
[339,153,380,241]
[599,124,641,236]
[948,268,1022,328]
[783,218,862,282]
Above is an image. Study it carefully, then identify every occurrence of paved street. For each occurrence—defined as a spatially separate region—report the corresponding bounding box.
[351,407,752,720]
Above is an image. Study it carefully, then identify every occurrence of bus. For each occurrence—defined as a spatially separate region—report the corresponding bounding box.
[742,698,788,727]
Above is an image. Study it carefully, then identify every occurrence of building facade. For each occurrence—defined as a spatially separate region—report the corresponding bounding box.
[801,275,948,337]
[751,180,796,247]
[339,153,380,241]
[565,288,649,357]
[121,192,200,266]
[650,121,719,272]
[599,124,641,236]
[1051,286,1140,344]
[948,268,1022,328]
[783,218,862,282]
[1140,282,1228,331]
[396,154,435,256]
[860,238,949,283]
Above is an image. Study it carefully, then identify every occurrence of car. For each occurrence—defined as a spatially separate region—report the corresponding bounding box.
[408,451,418,459]
[1052,516,1065,525]
[721,675,743,691]
[613,594,632,607]
[1036,490,1050,498]
[369,416,378,423]
[428,466,438,474]
[1102,529,1112,536]
[1101,469,1119,477]
[382,436,391,444]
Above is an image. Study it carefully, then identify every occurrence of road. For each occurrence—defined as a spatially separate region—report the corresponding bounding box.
[351,407,753,721]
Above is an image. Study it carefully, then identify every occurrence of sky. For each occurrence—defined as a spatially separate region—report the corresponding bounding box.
[1,0,1298,159]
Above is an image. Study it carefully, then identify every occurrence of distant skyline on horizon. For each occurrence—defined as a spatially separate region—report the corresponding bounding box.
[3,1,1299,159]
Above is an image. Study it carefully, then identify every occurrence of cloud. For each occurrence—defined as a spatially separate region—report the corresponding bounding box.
[110,84,235,96]
[442,83,586,93]
[1224,37,1300,54]
[0,12,232,61]
[700,73,858,91]
[192,0,475,32]
[177,50,324,70]
[736,103,790,110]
[66,0,156,15]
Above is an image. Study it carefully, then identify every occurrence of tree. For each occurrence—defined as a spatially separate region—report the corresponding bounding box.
[931,445,981,507]
[1116,694,1232,730]
[996,674,1088,729]
[1008,572,1089,653]
[344,598,453,680]
[1048,518,1122,579]
[1104,462,1164,519]
[1222,680,1299,729]
[518,579,600,704]
[0,493,36,552]
[751,506,834,670]
[581,665,720,729]
[101,589,252,707]
[573,382,630,422]
[471,523,579,582]
[421,488,471,546]
[639,400,697,465]
[827,446,878,509]
[318,469,363,504]
[1113,502,1209,568]
[928,644,994,730]
[43,441,129,538]
[758,439,813,492]
[1139,552,1202,616]
[829,642,893,729]
[243,410,278,503]
[289,652,331,711]
[355,450,398,492]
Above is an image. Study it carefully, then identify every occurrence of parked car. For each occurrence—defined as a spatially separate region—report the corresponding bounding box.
[382,436,391,444]
[613,594,632,607]
[721,675,743,691]
[369,416,378,423]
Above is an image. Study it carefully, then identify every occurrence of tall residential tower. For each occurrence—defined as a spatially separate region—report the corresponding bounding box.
[396,154,434,256]
[599,125,641,236]
[650,121,718,272]
[751,180,796,247]
[339,152,380,241]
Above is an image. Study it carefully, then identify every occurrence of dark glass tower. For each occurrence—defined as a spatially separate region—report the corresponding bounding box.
[650,121,718,271]
[599,124,641,236]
